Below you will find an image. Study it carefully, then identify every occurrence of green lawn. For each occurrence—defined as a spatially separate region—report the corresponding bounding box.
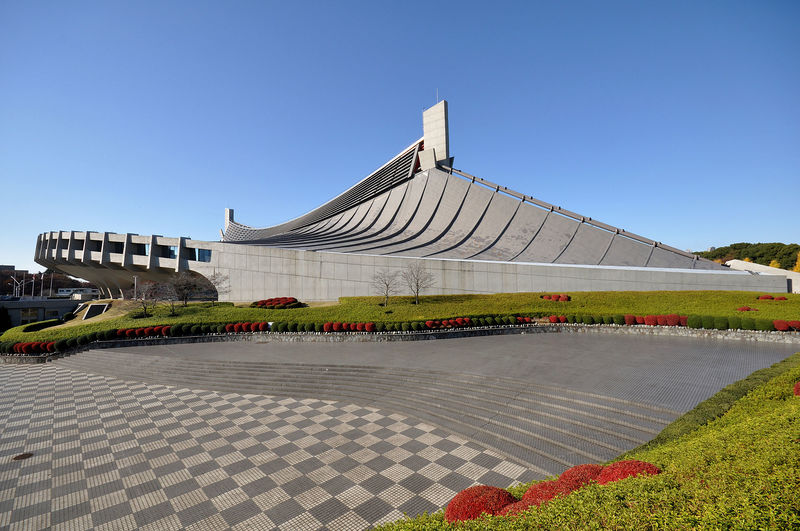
[1,290,798,342]
[378,352,800,529]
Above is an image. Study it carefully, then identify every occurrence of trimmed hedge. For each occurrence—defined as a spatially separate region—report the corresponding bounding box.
[22,319,62,333]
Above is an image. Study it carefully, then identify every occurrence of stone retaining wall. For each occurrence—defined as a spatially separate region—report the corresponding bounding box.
[3,323,799,365]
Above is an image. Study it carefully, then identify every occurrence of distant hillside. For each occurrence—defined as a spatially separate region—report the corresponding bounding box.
[697,242,800,271]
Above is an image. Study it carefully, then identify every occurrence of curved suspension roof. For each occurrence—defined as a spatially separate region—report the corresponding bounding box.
[222,101,722,271]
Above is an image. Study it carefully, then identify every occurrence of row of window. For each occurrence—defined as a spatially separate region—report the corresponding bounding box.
[48,239,211,262]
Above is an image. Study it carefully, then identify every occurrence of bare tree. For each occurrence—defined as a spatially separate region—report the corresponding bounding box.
[401,261,435,305]
[171,272,201,306]
[133,280,162,317]
[159,282,179,316]
[372,269,400,306]
[206,271,230,305]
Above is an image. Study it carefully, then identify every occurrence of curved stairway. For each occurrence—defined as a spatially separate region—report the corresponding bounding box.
[53,350,679,477]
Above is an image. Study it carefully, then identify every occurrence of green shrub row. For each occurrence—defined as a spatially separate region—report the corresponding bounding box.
[686,314,775,331]
[21,318,63,333]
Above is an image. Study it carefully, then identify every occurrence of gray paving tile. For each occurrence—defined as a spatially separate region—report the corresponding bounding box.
[0,364,539,529]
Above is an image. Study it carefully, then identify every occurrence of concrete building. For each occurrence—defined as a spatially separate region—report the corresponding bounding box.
[35,102,790,301]
[726,260,797,293]
[0,298,79,328]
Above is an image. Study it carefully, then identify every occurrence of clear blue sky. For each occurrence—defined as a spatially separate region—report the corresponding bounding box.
[2,1,798,274]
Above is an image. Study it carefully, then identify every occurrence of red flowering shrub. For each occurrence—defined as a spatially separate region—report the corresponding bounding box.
[497,500,532,516]
[323,322,333,332]
[664,314,680,326]
[126,329,136,338]
[635,316,645,325]
[365,322,376,332]
[46,342,56,353]
[794,381,800,397]
[233,323,243,333]
[356,323,365,331]
[21,343,33,354]
[788,320,800,331]
[521,480,572,506]
[333,322,342,332]
[455,318,465,326]
[350,323,358,331]
[773,320,790,332]
[135,328,146,337]
[679,315,688,326]
[541,294,570,302]
[116,329,126,337]
[644,315,658,326]
[549,315,559,323]
[557,463,604,490]
[758,295,774,300]
[162,326,171,336]
[225,323,235,333]
[444,485,516,523]
[464,317,472,325]
[559,315,567,323]
[656,315,667,326]
[425,320,435,329]
[143,327,153,336]
[624,314,636,325]
[254,297,300,309]
[596,460,661,485]
[775,296,787,300]
[153,326,163,335]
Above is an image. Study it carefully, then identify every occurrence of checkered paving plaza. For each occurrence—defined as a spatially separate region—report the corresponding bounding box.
[0,364,538,530]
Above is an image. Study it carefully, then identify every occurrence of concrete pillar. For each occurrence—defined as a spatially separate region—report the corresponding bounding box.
[422,100,449,165]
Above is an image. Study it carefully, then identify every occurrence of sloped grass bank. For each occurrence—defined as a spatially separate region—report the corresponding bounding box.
[378,352,800,530]
[2,291,799,343]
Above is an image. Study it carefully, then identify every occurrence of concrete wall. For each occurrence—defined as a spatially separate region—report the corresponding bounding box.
[193,241,788,301]
[35,231,790,302]
[726,259,798,293]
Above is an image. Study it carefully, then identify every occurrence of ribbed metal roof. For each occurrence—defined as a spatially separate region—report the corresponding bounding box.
[221,156,722,270]
[224,140,421,242]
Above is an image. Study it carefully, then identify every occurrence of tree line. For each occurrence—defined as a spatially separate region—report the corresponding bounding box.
[697,242,800,271]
